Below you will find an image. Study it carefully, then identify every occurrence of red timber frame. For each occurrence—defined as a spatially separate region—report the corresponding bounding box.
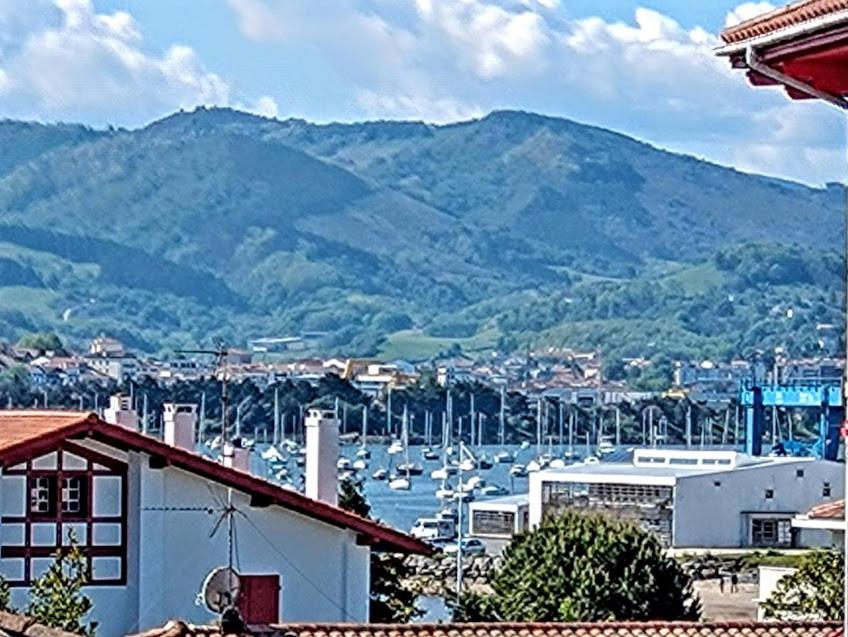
[1,441,128,586]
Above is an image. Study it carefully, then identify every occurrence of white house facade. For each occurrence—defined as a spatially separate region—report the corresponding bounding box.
[0,410,428,637]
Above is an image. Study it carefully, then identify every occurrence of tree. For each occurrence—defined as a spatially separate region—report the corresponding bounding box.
[17,332,65,354]
[763,550,842,620]
[454,511,700,622]
[27,533,96,636]
[0,575,10,612]
[338,480,421,622]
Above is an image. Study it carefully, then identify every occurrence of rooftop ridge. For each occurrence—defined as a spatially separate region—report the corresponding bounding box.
[128,620,844,637]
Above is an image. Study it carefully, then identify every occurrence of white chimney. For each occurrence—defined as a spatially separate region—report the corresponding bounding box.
[163,403,197,450]
[222,439,251,473]
[305,408,339,506]
[104,394,138,430]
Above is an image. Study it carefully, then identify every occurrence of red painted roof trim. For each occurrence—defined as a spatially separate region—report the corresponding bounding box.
[0,413,431,555]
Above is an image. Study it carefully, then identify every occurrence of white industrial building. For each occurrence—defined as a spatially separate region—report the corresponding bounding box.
[529,448,842,549]
[0,404,427,637]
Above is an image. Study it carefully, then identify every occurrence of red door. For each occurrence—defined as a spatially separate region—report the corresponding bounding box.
[238,574,280,624]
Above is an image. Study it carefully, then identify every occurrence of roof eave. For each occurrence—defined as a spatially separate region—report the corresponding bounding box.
[0,414,431,556]
[717,8,848,56]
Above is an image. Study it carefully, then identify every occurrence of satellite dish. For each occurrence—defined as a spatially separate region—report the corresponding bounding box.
[201,566,242,614]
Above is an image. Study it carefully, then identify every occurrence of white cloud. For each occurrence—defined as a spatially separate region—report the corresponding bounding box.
[725,2,776,28]
[225,0,844,185]
[0,0,272,125]
[227,0,286,42]
[247,95,280,119]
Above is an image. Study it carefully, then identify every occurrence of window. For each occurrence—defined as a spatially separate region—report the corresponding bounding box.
[713,481,722,488]
[472,510,515,537]
[764,489,774,499]
[796,469,805,478]
[751,518,792,547]
[29,477,56,516]
[823,482,832,497]
[61,477,87,516]
[669,458,698,466]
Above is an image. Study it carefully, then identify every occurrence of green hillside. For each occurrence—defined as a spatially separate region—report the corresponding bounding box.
[0,107,842,360]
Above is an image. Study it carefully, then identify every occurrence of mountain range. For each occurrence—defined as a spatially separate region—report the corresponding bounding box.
[0,108,842,367]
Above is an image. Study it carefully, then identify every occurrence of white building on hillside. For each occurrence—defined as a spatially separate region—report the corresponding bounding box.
[0,408,428,637]
[529,448,842,549]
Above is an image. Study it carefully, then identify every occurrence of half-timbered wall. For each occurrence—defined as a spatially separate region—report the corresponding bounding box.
[0,443,127,585]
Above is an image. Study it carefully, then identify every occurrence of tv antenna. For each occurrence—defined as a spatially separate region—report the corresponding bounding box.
[176,339,231,443]
[171,341,245,618]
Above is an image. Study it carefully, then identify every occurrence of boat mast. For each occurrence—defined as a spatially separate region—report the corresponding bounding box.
[499,386,506,446]
[361,405,368,447]
[469,393,475,446]
[387,387,393,437]
[273,387,280,447]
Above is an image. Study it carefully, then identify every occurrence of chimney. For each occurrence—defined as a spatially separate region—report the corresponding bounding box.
[305,408,339,506]
[104,394,138,430]
[222,439,251,473]
[163,403,197,450]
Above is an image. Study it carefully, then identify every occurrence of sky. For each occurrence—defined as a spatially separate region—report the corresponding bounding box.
[0,0,844,186]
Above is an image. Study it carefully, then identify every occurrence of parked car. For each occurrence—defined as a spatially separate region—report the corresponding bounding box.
[442,538,486,555]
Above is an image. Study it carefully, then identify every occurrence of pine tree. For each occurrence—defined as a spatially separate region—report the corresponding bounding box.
[27,533,96,636]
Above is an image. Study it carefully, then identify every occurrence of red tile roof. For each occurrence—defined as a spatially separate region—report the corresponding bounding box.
[721,0,848,44]
[0,411,430,555]
[805,499,844,519]
[0,411,92,454]
[130,620,843,637]
[0,610,83,637]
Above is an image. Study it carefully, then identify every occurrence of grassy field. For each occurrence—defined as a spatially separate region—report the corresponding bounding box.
[661,261,725,293]
[378,328,500,361]
[0,286,58,317]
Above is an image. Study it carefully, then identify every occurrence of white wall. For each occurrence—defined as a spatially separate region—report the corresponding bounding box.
[756,566,796,620]
[673,459,843,548]
[134,459,370,634]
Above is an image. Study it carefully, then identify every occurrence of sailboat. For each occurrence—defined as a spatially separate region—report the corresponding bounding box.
[458,444,477,472]
[261,446,284,462]
[422,447,439,461]
[389,407,413,490]
[435,477,455,500]
[356,406,370,459]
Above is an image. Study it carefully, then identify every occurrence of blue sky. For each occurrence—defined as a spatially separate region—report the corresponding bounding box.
[0,1,844,185]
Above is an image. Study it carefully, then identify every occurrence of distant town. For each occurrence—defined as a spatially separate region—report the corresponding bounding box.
[1,332,843,408]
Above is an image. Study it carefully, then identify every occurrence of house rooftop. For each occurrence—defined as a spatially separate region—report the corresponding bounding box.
[722,0,848,44]
[0,411,430,555]
[130,620,842,637]
[0,610,83,637]
[539,449,810,482]
[806,498,844,519]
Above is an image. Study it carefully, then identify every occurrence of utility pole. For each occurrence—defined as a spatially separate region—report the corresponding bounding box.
[456,442,465,599]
